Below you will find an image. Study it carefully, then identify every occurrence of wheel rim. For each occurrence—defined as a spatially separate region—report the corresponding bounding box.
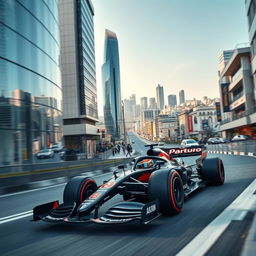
[173,176,182,204]
[169,172,183,212]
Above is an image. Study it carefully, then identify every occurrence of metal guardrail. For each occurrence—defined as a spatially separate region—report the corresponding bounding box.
[207,140,256,154]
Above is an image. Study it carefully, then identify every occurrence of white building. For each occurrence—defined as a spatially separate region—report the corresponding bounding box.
[190,106,218,138]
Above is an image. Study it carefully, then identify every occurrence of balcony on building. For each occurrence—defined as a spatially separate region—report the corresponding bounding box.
[219,46,256,136]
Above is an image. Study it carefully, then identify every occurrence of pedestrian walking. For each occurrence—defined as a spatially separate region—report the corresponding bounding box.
[126,143,132,157]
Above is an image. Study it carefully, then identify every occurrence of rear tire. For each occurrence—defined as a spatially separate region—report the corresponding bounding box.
[63,176,97,207]
[201,158,225,185]
[149,170,184,215]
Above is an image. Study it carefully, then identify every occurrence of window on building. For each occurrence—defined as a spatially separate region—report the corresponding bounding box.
[252,32,256,58]
[248,0,256,29]
[194,116,198,124]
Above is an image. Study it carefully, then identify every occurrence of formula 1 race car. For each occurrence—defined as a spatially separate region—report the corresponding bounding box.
[33,144,225,225]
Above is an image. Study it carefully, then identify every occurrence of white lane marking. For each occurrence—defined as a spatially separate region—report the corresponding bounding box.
[177,178,256,256]
[0,211,33,225]
[0,172,112,198]
[0,210,32,221]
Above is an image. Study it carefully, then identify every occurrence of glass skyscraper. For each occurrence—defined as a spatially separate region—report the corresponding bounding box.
[102,29,122,140]
[156,84,164,110]
[179,89,185,105]
[0,0,62,166]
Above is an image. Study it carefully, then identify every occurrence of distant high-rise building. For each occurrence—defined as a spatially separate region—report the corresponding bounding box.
[129,94,136,119]
[135,104,141,118]
[179,90,185,105]
[168,94,177,107]
[130,94,136,105]
[140,97,148,110]
[156,84,164,109]
[102,29,122,140]
[149,97,157,109]
[60,0,99,157]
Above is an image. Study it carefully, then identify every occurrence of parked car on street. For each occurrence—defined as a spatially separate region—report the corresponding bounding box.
[231,135,252,142]
[36,149,54,159]
[207,138,221,144]
[218,137,230,143]
[158,142,165,147]
[51,144,63,153]
[60,149,77,161]
[180,139,199,148]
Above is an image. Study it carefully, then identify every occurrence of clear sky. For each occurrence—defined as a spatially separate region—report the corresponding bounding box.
[92,0,249,116]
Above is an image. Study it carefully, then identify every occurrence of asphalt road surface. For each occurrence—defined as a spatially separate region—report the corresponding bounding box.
[0,133,255,256]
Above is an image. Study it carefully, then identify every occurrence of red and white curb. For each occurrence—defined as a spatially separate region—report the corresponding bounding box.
[208,150,256,157]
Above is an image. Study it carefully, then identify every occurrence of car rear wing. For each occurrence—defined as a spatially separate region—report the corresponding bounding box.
[161,146,207,158]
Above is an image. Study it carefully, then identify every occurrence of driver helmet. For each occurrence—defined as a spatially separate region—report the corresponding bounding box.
[137,158,154,169]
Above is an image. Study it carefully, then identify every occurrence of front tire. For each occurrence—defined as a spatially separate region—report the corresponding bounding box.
[63,176,97,208]
[201,158,225,185]
[149,170,184,215]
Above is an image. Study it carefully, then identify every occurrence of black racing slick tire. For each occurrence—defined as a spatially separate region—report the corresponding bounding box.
[63,176,97,207]
[149,170,184,215]
[201,158,225,185]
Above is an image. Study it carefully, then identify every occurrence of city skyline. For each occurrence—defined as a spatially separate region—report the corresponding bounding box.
[92,0,249,116]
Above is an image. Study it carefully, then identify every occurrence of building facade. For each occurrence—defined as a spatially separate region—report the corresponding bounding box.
[102,29,122,141]
[218,50,234,74]
[190,106,218,138]
[156,84,164,110]
[168,94,177,107]
[179,90,185,105]
[246,0,256,100]
[140,109,160,140]
[219,47,256,138]
[59,0,99,158]
[0,0,62,166]
[158,113,178,141]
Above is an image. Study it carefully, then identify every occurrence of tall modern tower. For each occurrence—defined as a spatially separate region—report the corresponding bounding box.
[156,84,164,110]
[149,97,157,109]
[59,0,99,157]
[179,90,185,105]
[0,0,62,166]
[102,29,122,140]
[140,97,148,110]
[168,94,177,107]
